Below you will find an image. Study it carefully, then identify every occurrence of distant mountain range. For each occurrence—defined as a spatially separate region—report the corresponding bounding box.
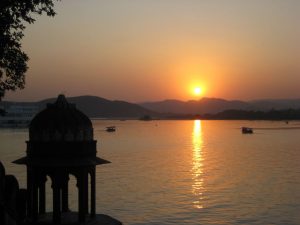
[38,96,156,118]
[140,98,300,114]
[1,96,156,118]
[2,96,300,118]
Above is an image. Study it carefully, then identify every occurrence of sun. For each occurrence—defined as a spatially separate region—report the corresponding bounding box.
[194,87,202,96]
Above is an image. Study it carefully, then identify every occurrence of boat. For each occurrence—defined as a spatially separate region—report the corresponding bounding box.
[139,115,152,121]
[242,127,253,134]
[106,126,116,132]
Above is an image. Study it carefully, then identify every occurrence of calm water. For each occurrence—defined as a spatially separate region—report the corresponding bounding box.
[1,120,300,225]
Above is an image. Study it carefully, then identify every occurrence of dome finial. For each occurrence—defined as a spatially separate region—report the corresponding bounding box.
[55,94,69,108]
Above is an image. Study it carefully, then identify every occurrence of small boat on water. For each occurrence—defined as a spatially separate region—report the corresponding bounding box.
[106,126,116,132]
[242,127,253,134]
[139,115,152,121]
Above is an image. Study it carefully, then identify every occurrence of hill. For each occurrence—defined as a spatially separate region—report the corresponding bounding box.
[140,98,251,114]
[140,98,300,114]
[38,95,157,118]
[3,96,300,119]
[250,99,300,111]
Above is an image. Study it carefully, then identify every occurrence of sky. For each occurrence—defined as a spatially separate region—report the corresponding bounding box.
[5,0,300,102]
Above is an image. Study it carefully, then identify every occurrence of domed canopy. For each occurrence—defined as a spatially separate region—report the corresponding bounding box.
[14,95,109,166]
[30,95,93,142]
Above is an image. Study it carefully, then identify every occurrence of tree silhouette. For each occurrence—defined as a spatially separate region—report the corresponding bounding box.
[0,0,58,98]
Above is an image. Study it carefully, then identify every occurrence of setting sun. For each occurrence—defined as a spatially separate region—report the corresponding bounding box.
[194,87,203,96]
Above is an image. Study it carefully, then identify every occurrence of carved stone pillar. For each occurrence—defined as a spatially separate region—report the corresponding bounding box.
[26,167,32,219]
[62,175,69,212]
[28,168,38,222]
[52,176,61,224]
[84,172,89,214]
[77,170,87,223]
[90,167,96,217]
[39,175,47,214]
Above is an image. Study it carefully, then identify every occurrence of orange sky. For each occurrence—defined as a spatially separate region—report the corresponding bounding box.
[5,0,300,102]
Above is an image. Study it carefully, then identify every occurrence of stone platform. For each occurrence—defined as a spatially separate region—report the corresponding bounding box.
[25,212,122,225]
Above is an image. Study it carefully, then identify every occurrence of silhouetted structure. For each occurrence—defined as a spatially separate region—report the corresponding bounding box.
[241,127,253,134]
[106,126,116,132]
[13,95,121,225]
[0,161,27,225]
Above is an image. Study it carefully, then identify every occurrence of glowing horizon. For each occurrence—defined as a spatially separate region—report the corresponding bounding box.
[3,0,300,102]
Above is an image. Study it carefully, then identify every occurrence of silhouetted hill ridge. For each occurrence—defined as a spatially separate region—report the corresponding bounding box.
[2,96,300,118]
[140,97,300,114]
[249,99,300,111]
[141,97,251,114]
[38,95,157,118]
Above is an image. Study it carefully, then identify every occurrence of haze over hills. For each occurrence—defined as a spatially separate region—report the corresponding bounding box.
[2,96,300,118]
[140,98,300,114]
[249,99,300,111]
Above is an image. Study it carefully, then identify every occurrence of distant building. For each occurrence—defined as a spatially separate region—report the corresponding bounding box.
[0,103,41,127]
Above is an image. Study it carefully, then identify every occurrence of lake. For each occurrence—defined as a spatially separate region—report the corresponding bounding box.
[1,120,300,225]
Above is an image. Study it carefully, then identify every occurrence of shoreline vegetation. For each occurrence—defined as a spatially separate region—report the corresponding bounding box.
[1,96,300,122]
[92,109,300,121]
[2,109,300,129]
[163,109,300,120]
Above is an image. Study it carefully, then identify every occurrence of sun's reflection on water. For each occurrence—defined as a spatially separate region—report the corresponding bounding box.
[192,120,204,209]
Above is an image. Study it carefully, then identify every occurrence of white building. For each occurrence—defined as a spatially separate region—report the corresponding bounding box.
[0,103,41,127]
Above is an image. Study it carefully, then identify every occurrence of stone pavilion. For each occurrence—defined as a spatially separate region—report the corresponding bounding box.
[13,95,121,225]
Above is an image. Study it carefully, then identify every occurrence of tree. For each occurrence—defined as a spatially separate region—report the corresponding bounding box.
[0,0,58,99]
